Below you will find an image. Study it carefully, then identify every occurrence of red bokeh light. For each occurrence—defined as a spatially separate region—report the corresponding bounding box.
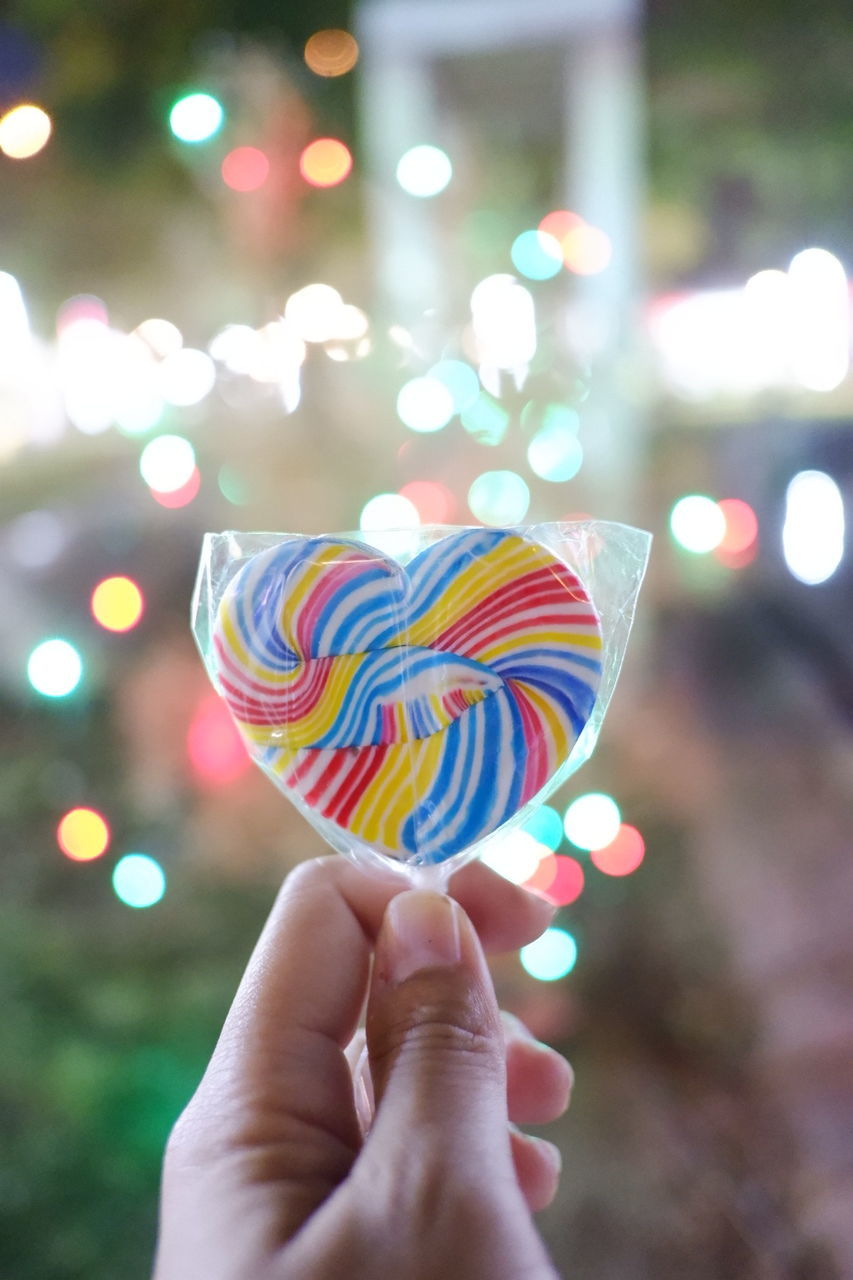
[538,210,584,242]
[187,693,251,786]
[544,855,585,905]
[524,853,558,897]
[222,146,270,192]
[150,467,201,509]
[717,498,759,555]
[398,480,456,524]
[590,824,645,876]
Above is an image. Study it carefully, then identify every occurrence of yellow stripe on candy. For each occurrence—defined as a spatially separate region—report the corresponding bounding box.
[478,628,603,664]
[513,680,572,764]
[399,538,537,647]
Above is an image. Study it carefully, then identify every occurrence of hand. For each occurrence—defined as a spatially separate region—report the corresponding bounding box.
[153,857,572,1280]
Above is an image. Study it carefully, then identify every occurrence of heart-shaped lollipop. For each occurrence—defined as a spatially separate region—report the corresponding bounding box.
[212,528,603,865]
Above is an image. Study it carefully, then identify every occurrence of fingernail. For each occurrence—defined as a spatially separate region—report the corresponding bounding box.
[385,891,462,982]
[510,1125,563,1174]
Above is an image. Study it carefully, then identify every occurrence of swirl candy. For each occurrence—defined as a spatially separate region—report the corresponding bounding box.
[212,528,603,866]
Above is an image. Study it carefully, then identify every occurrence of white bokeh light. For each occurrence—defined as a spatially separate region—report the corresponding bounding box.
[782,470,845,585]
[139,434,196,492]
[563,792,621,851]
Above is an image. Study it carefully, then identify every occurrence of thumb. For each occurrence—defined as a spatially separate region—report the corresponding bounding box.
[365,890,512,1179]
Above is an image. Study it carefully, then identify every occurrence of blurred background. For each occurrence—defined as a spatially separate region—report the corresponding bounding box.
[1,0,852,1276]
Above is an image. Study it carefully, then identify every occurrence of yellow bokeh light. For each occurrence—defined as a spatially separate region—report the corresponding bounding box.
[304,29,359,77]
[91,576,145,632]
[299,138,353,188]
[57,808,110,862]
[562,224,613,275]
[0,103,52,160]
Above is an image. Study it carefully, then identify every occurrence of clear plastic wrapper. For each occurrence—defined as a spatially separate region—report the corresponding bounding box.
[192,522,651,888]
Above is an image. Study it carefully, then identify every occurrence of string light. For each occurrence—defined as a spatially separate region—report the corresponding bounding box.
[57,808,110,862]
[112,854,166,908]
[0,103,52,159]
[299,138,352,188]
[91,577,144,632]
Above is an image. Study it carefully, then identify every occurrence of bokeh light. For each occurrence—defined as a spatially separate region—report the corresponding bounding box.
[524,853,558,896]
[159,348,216,406]
[591,824,646,876]
[134,317,183,358]
[396,145,452,197]
[139,435,196,493]
[299,138,352,188]
[304,29,359,77]
[396,376,455,433]
[562,224,613,275]
[428,359,480,412]
[221,146,270,192]
[787,247,850,392]
[112,854,166,909]
[564,792,621,851]
[218,466,250,505]
[460,394,509,445]
[520,927,578,981]
[480,829,549,885]
[168,93,223,143]
[27,639,83,698]
[717,498,759,555]
[0,103,52,159]
[783,470,845,585]
[527,422,584,482]
[544,855,586,905]
[669,494,726,554]
[468,470,530,525]
[57,808,110,862]
[538,209,584,242]
[510,230,563,281]
[470,276,537,368]
[359,492,420,531]
[91,577,144,632]
[150,467,201,509]
[187,693,251,785]
[285,284,344,343]
[398,480,456,523]
[522,805,564,852]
